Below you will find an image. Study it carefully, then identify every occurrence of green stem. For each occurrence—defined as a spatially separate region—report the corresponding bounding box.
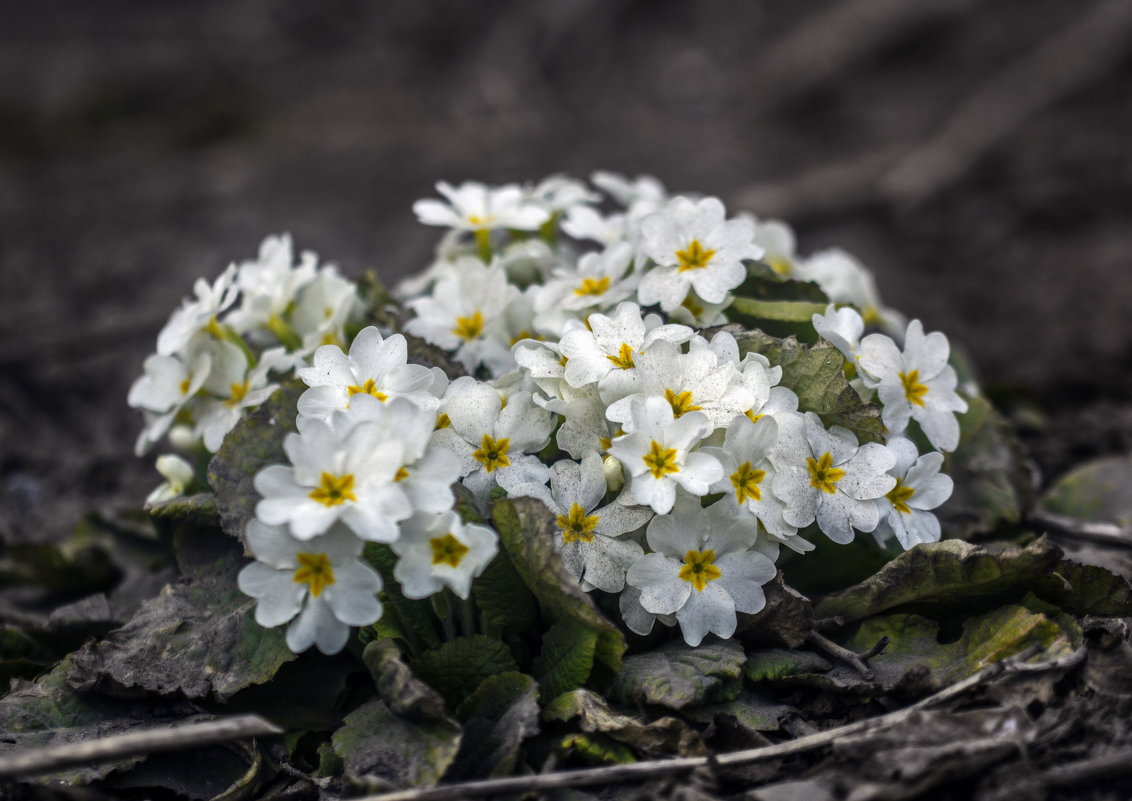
[266,314,303,351]
[474,228,493,263]
[431,592,457,641]
[458,594,478,638]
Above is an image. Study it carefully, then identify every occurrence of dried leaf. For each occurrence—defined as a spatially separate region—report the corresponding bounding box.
[608,639,746,711]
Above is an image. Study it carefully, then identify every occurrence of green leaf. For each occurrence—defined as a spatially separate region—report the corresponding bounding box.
[412,635,519,710]
[490,497,626,672]
[608,639,746,711]
[731,297,831,324]
[735,330,883,443]
[554,733,637,765]
[446,672,540,779]
[0,628,55,688]
[362,639,448,721]
[362,543,443,654]
[207,379,304,541]
[331,698,462,790]
[682,689,797,734]
[812,536,1063,624]
[472,551,540,639]
[69,529,294,701]
[1040,455,1132,527]
[543,688,704,757]
[939,394,1034,537]
[219,651,360,731]
[735,573,814,648]
[1034,560,1132,618]
[743,648,833,682]
[145,492,220,531]
[535,620,598,701]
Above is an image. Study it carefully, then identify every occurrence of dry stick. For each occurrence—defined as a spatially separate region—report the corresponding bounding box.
[806,630,877,680]
[1042,747,1132,787]
[359,645,1057,801]
[881,0,1132,206]
[0,715,282,781]
[1029,509,1132,549]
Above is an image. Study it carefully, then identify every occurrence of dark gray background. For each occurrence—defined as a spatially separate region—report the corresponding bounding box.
[3,0,1131,543]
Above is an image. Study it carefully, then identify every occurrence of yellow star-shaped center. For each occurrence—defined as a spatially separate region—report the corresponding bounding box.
[556,503,601,544]
[887,479,915,514]
[678,549,723,591]
[807,452,846,495]
[643,440,680,479]
[574,276,611,296]
[430,533,469,567]
[665,388,702,418]
[900,370,929,407]
[452,310,485,342]
[675,239,717,272]
[309,472,357,507]
[473,433,511,473]
[731,461,767,504]
[606,343,635,370]
[293,552,335,597]
[347,377,388,402]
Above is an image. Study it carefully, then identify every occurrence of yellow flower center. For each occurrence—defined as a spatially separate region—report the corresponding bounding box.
[394,466,410,482]
[293,552,335,598]
[766,255,792,276]
[466,214,495,228]
[731,461,766,505]
[435,412,451,430]
[179,378,191,396]
[574,276,612,296]
[678,549,723,591]
[807,452,846,495]
[887,478,915,514]
[643,440,680,479]
[606,343,635,370]
[900,370,929,407]
[675,239,717,272]
[224,380,251,408]
[665,388,702,418]
[309,472,357,507]
[347,378,388,402]
[681,293,705,318]
[452,310,485,342]
[556,503,601,544]
[745,410,765,423]
[473,433,511,473]
[430,533,470,567]
[510,330,543,346]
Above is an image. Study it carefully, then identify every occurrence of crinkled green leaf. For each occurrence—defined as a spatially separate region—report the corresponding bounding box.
[490,497,626,672]
[411,635,519,710]
[362,543,443,654]
[1034,560,1132,617]
[608,639,746,711]
[1040,455,1132,527]
[543,688,704,757]
[68,529,294,701]
[363,639,447,721]
[736,573,814,648]
[207,379,304,542]
[145,492,220,531]
[744,648,833,682]
[472,551,540,639]
[813,537,1062,624]
[331,698,461,790]
[939,394,1034,537]
[731,297,831,324]
[736,330,883,443]
[0,658,199,785]
[683,689,797,734]
[447,672,540,779]
[535,619,597,701]
[0,628,55,688]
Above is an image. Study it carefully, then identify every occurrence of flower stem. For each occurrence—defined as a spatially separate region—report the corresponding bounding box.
[474,228,493,263]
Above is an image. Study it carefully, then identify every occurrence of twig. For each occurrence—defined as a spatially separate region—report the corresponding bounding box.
[0,715,282,780]
[1042,747,1132,787]
[357,645,1064,801]
[881,0,1132,206]
[806,630,878,680]
[1029,509,1132,548]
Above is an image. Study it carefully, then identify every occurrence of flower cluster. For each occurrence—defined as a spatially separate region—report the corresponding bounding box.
[131,172,970,652]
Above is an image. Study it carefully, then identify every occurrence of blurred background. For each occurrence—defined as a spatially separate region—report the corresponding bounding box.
[2,0,1131,544]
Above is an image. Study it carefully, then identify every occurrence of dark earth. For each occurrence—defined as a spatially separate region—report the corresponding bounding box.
[1,2,1132,799]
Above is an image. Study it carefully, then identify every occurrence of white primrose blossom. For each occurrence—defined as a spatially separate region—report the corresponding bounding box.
[128,347,213,455]
[873,437,954,550]
[511,451,653,593]
[145,454,195,505]
[607,396,723,514]
[413,181,550,233]
[857,319,969,452]
[626,498,777,646]
[637,196,763,311]
[812,304,867,366]
[227,234,319,344]
[392,511,498,599]
[238,521,381,655]
[194,343,284,452]
[290,265,360,353]
[795,249,902,332]
[772,412,896,544]
[156,264,239,356]
[536,242,638,318]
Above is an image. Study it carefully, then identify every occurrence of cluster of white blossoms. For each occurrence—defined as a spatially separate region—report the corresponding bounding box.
[132,172,970,651]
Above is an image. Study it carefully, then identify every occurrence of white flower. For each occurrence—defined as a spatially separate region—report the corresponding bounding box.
[561,206,628,246]
[528,174,600,215]
[194,343,283,452]
[751,217,799,277]
[238,520,381,654]
[391,511,498,599]
[618,585,675,637]
[145,454,195,505]
[872,437,953,550]
[510,451,652,593]
[128,347,213,455]
[296,328,440,424]
[591,171,667,217]
[537,242,638,315]
[254,411,413,542]
[812,304,866,365]
[665,288,732,328]
[771,412,896,544]
[289,265,360,353]
[227,234,319,340]
[558,302,692,394]
[405,258,518,373]
[857,320,969,452]
[625,497,777,646]
[156,264,239,356]
[637,196,763,310]
[794,249,902,331]
[431,377,555,504]
[413,181,550,232]
[700,415,805,549]
[607,397,722,514]
[548,383,621,460]
[513,336,568,401]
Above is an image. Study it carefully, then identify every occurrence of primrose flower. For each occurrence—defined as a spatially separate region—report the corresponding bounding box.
[194,343,283,452]
[857,320,968,452]
[772,412,896,544]
[528,174,600,216]
[511,451,652,593]
[812,304,867,366]
[296,328,441,424]
[254,412,412,542]
[751,217,799,277]
[625,498,777,646]
[156,264,239,356]
[227,234,319,343]
[795,249,901,331]
[413,181,550,233]
[128,348,213,455]
[145,454,195,505]
[637,196,763,310]
[591,171,667,217]
[392,511,498,599]
[289,265,360,353]
[238,521,381,655]
[873,437,953,550]
[535,242,639,326]
[607,397,722,514]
